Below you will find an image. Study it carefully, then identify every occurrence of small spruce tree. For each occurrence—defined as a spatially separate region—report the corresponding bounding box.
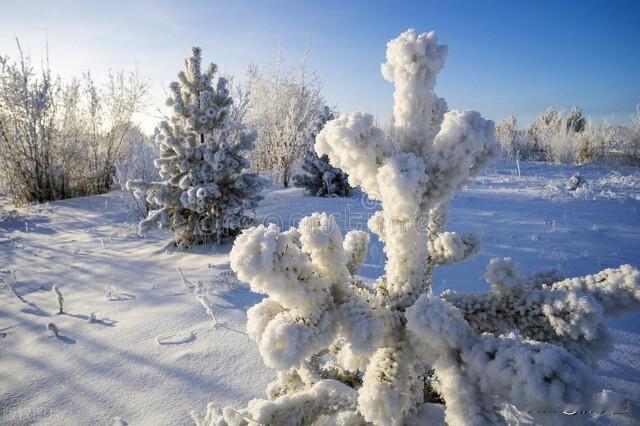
[293,107,351,197]
[127,48,267,247]
[293,150,351,197]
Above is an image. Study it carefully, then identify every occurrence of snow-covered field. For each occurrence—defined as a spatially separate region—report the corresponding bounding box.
[1,161,639,425]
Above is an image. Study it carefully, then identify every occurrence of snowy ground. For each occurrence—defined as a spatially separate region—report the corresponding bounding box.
[1,161,639,425]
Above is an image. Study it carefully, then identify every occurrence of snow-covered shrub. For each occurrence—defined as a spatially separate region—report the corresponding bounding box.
[495,116,539,161]
[515,105,639,165]
[0,44,147,205]
[198,30,640,425]
[578,117,640,166]
[127,48,267,247]
[515,106,585,163]
[532,111,582,164]
[293,107,352,197]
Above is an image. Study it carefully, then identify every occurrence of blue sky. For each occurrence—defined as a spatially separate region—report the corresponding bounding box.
[2,0,639,133]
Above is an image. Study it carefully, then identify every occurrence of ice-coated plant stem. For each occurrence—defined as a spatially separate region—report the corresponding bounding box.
[52,285,64,314]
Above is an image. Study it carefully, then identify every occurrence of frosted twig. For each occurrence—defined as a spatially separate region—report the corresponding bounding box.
[227,409,264,425]
[196,294,219,326]
[52,285,64,314]
[177,267,196,289]
[105,285,114,300]
[2,275,27,304]
[104,284,134,301]
[6,271,28,303]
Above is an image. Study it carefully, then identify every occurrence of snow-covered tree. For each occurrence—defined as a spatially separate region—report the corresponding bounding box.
[293,150,351,197]
[293,107,351,197]
[0,41,147,205]
[565,106,587,133]
[127,48,267,247]
[196,30,640,425]
[530,106,560,137]
[495,116,519,159]
[116,127,159,218]
[247,54,325,187]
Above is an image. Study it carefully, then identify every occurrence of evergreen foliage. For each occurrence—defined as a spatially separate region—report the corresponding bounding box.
[127,48,267,247]
[293,108,351,197]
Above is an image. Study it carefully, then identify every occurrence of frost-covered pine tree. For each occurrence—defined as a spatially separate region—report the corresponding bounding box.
[127,48,267,247]
[293,149,351,197]
[293,107,352,197]
[196,30,640,425]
